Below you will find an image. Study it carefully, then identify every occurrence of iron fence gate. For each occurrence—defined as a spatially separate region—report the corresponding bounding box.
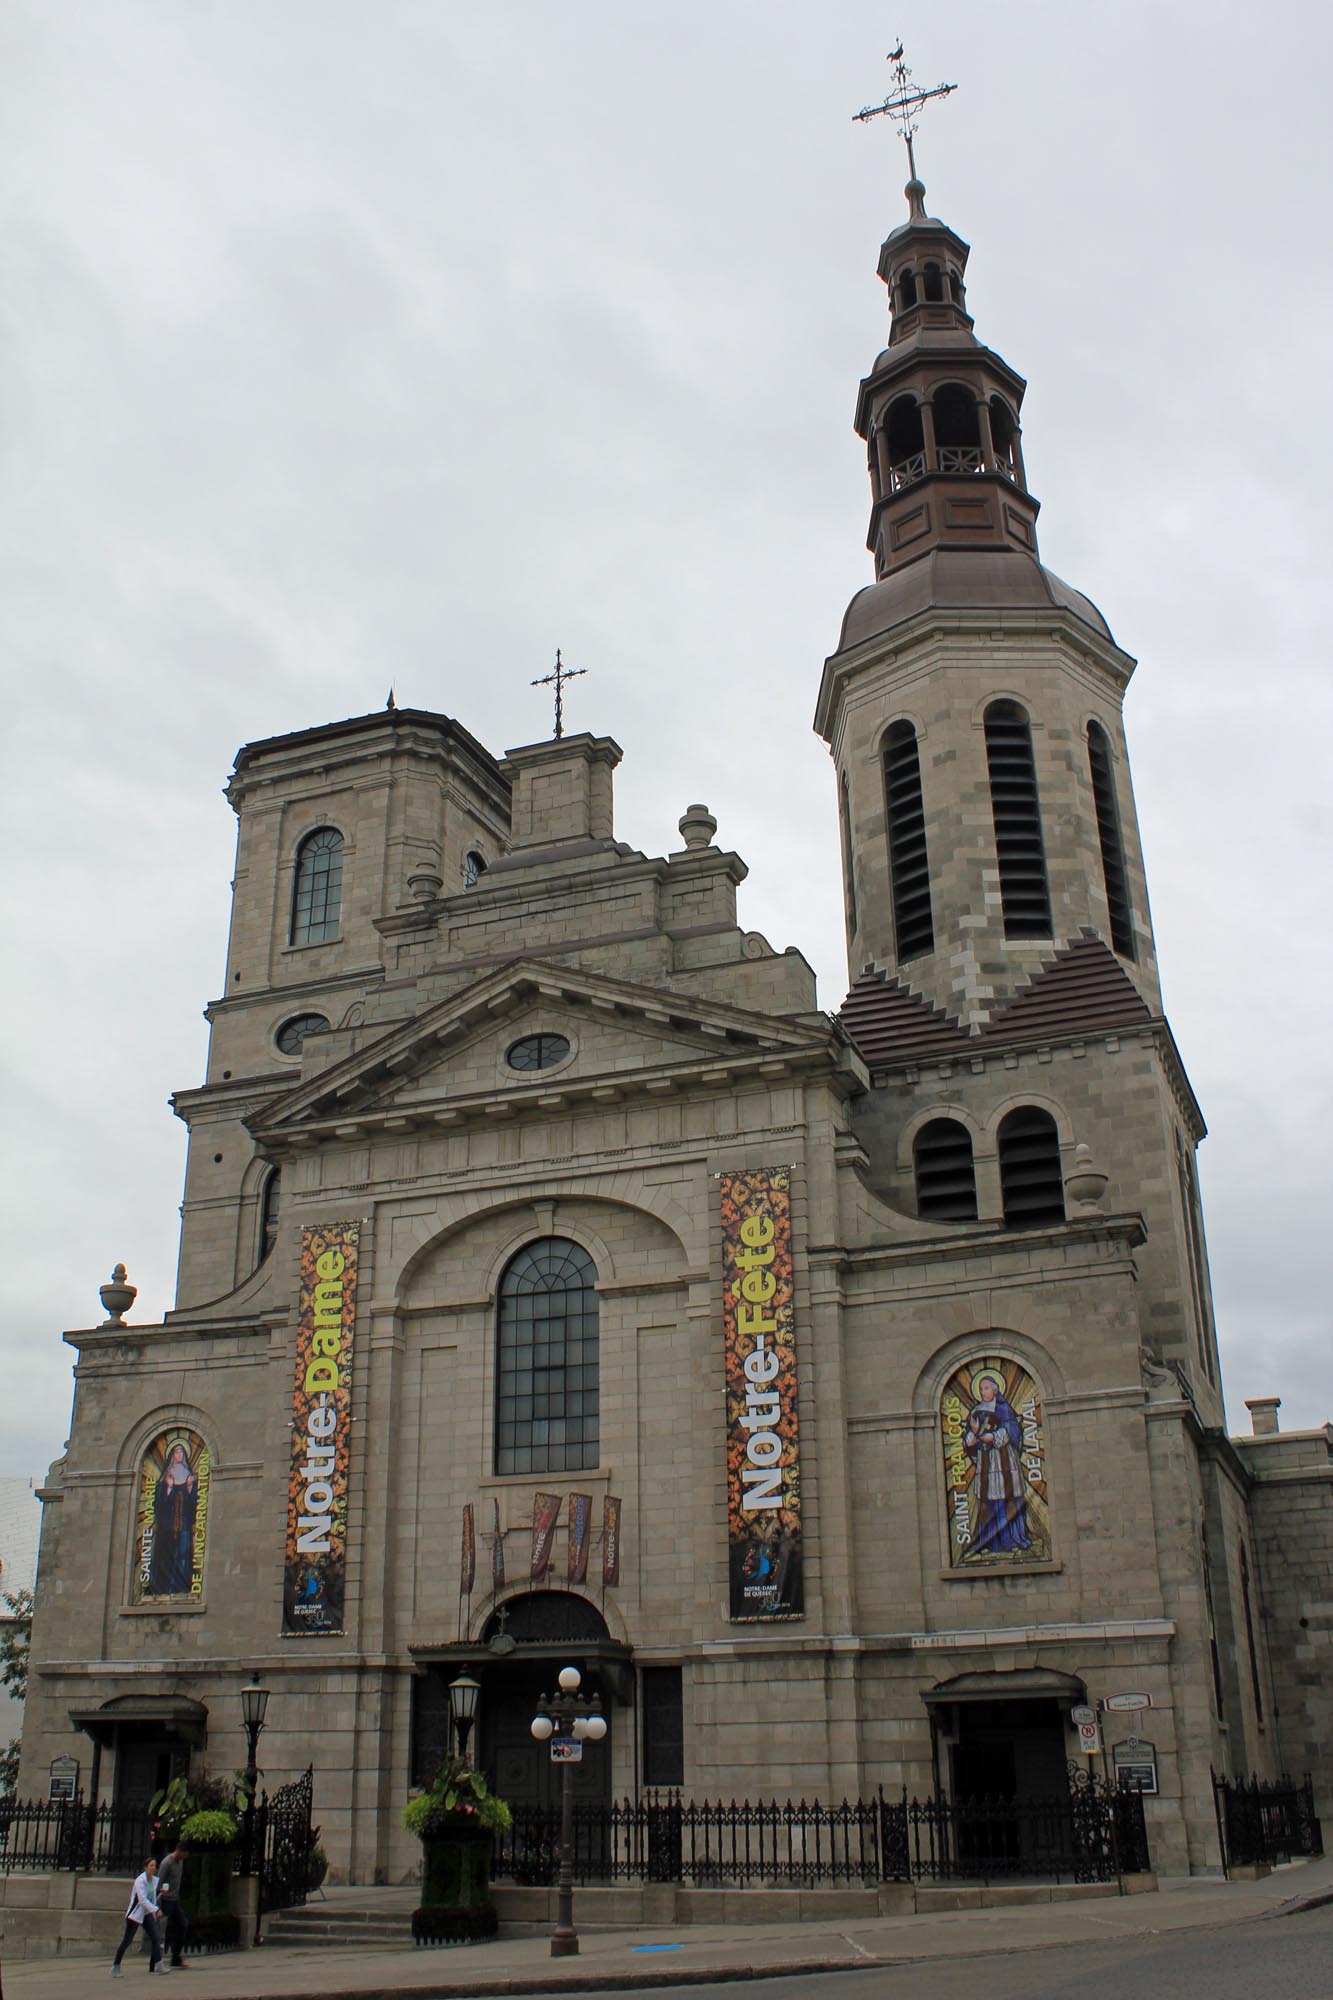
[1212,1772,1323,1874]
[257,1766,316,1915]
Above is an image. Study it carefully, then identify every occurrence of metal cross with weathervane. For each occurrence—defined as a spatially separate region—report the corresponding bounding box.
[852,40,957,182]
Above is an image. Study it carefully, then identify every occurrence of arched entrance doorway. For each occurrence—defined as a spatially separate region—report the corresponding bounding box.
[411,1592,629,1814]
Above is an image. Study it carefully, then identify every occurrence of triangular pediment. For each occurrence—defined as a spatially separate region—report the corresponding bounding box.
[248,958,846,1148]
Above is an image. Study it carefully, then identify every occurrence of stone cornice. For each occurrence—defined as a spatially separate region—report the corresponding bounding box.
[815,603,1137,746]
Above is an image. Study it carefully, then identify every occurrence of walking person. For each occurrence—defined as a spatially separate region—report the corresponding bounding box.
[110,1855,165,1975]
[157,1842,190,1969]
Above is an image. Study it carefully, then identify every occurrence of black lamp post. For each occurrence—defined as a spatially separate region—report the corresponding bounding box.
[240,1679,270,1876]
[447,1672,481,1764]
[529,1666,607,1958]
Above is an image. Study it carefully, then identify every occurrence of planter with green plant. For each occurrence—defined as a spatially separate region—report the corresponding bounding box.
[403,1759,511,1945]
[179,1806,241,1950]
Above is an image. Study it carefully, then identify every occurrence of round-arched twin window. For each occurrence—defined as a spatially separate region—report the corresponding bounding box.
[506,1034,570,1073]
[276,1013,330,1056]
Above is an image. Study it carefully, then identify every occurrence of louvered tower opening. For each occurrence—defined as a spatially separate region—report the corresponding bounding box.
[997,1107,1065,1227]
[840,771,858,936]
[984,702,1052,939]
[1086,722,1135,959]
[913,1119,978,1221]
[883,720,934,960]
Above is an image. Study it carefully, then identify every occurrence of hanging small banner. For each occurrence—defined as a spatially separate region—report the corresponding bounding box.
[567,1492,592,1585]
[460,1503,476,1597]
[491,1497,505,1595]
[721,1166,802,1621]
[531,1492,562,1581]
[602,1495,622,1587]
[282,1221,361,1636]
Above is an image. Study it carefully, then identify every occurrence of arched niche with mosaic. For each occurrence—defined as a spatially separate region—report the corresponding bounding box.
[130,1426,211,1602]
[940,1355,1050,1568]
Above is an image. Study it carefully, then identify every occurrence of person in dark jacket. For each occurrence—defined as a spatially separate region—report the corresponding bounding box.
[157,1842,190,1968]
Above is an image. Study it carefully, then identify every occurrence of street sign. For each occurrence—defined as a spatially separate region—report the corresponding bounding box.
[1103,1692,1152,1712]
[550,1738,584,1763]
[1077,1720,1102,1755]
[1070,1704,1096,1726]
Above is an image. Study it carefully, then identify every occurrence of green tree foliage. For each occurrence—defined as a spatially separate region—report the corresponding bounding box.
[0,1589,33,1794]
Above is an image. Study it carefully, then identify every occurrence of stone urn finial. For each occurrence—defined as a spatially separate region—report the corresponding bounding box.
[1064,1143,1109,1211]
[99,1263,137,1325]
[677,803,717,851]
[406,867,443,904]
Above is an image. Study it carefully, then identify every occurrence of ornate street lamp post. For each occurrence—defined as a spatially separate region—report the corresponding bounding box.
[447,1672,481,1762]
[239,1679,270,1876]
[529,1666,607,1957]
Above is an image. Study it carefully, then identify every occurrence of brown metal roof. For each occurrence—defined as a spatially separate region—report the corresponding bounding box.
[837,966,970,1064]
[838,931,1151,1071]
[979,930,1152,1044]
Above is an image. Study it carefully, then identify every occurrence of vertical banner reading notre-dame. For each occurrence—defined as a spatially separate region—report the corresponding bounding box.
[283,1221,360,1635]
[721,1166,802,1621]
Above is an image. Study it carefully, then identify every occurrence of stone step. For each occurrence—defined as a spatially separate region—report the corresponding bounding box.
[263,1908,415,1948]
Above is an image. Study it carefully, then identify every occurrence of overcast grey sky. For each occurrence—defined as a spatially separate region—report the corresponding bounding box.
[3,2,1330,1479]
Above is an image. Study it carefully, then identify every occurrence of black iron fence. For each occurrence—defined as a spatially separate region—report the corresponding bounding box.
[0,1796,149,1875]
[1212,1772,1324,1875]
[494,1775,1153,1888]
[0,1767,317,1917]
[257,1766,316,1916]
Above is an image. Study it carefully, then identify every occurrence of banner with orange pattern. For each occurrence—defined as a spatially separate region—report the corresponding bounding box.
[721,1166,802,1621]
[282,1221,360,1635]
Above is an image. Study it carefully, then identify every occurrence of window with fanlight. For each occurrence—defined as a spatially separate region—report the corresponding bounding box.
[290,828,343,946]
[495,1238,599,1475]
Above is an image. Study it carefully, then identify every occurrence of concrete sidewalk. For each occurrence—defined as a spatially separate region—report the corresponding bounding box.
[5,1858,1331,2000]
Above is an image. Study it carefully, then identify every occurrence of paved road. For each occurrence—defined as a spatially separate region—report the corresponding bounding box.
[520,1901,1333,2000]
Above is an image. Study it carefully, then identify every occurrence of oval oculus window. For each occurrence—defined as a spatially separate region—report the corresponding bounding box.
[506,1033,570,1072]
[276,1012,331,1056]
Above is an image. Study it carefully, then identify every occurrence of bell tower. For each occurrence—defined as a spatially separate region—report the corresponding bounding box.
[816,160,1161,1025]
[818,68,1225,1418]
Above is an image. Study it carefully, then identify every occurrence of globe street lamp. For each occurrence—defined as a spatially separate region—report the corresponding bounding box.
[239,1679,270,1877]
[530,1665,607,1957]
[447,1672,481,1763]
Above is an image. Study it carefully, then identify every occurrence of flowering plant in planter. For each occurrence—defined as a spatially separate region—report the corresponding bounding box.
[403,1758,511,1944]
[402,1757,512,1841]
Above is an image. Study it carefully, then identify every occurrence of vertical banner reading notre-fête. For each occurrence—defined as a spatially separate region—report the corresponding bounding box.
[283,1221,360,1636]
[722,1166,802,1621]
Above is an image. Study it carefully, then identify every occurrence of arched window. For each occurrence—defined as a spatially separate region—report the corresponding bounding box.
[989,397,1020,482]
[463,850,487,889]
[932,384,982,472]
[913,1119,977,1220]
[839,772,858,935]
[1086,722,1135,959]
[897,269,918,310]
[257,1168,280,1266]
[939,1353,1050,1568]
[923,261,944,303]
[290,827,343,945]
[883,720,934,960]
[997,1108,1065,1227]
[886,395,925,489]
[495,1238,599,1475]
[984,702,1052,938]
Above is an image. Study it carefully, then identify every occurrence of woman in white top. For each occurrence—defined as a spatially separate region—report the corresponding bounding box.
[111,1855,165,1975]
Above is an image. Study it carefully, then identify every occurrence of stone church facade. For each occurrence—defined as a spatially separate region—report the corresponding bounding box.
[23,169,1330,1885]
